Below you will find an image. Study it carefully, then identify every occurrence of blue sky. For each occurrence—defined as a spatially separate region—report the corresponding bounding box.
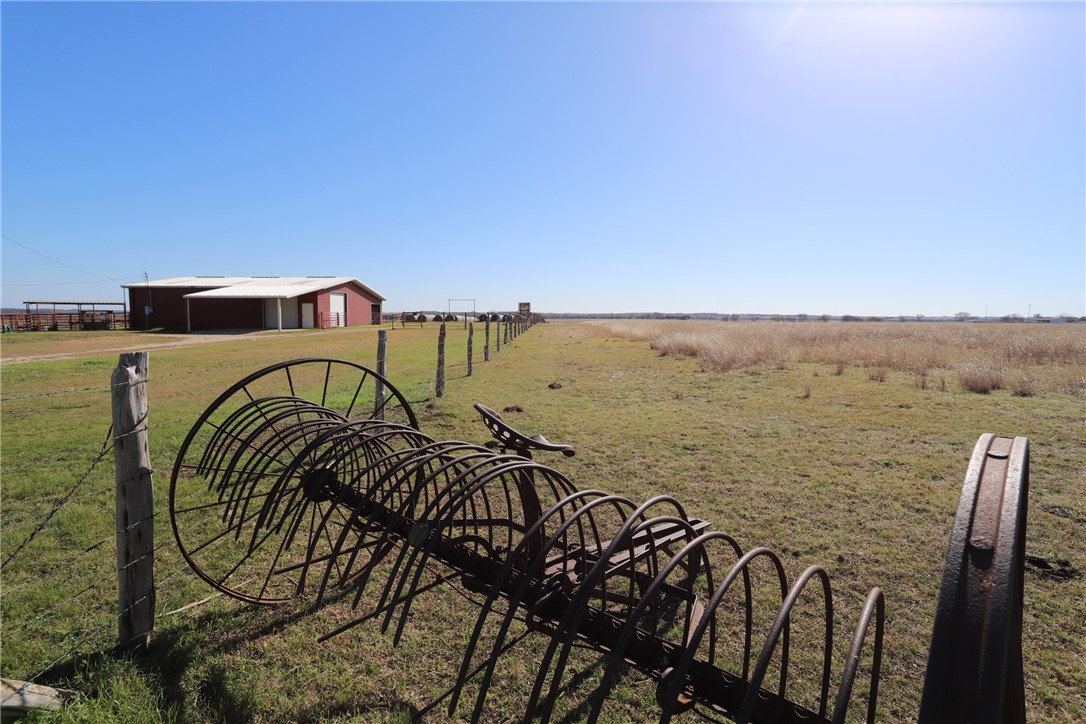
[2,1,1083,317]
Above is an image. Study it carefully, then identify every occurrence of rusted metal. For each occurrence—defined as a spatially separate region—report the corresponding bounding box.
[919,434,1028,723]
[170,360,1029,723]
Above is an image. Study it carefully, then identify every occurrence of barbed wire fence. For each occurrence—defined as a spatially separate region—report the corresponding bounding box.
[0,315,538,716]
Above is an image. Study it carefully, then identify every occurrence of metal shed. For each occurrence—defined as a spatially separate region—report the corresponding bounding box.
[122,276,385,332]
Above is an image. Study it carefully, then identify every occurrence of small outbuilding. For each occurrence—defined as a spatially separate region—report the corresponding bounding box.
[122,276,385,332]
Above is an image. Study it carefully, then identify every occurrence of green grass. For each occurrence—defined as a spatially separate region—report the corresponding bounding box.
[2,321,1083,721]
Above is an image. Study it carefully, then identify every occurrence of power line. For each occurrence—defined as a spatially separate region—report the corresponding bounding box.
[1,234,141,281]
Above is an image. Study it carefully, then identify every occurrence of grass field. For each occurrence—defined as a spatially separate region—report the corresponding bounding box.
[1,320,1083,722]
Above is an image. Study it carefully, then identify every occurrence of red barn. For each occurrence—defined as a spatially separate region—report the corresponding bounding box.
[122,276,385,331]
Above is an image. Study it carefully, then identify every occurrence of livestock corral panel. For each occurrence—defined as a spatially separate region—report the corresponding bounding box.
[1,312,128,332]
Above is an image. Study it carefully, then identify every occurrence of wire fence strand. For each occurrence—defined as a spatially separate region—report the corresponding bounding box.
[1,427,114,572]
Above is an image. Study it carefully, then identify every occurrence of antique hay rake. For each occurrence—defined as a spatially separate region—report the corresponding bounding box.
[169,359,1029,722]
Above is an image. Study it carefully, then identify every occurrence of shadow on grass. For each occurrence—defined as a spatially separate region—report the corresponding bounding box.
[31,587,351,720]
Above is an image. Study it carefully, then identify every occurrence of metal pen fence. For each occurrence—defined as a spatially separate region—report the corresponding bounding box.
[1,311,129,333]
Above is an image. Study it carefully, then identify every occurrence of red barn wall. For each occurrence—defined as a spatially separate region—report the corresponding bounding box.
[318,283,382,326]
[189,298,262,331]
[127,287,193,329]
[127,287,261,330]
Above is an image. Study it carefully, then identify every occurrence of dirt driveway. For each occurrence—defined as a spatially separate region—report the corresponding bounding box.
[0,328,305,365]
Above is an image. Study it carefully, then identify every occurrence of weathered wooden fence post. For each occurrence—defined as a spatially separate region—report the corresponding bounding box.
[496,320,501,353]
[467,323,474,377]
[111,351,154,652]
[436,323,446,397]
[374,329,388,420]
[484,320,490,362]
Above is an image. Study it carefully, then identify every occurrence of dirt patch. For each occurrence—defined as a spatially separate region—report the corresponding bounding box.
[1,329,313,365]
[1025,555,1080,581]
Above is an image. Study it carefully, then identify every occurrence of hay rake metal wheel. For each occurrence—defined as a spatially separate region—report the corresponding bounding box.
[169,358,421,604]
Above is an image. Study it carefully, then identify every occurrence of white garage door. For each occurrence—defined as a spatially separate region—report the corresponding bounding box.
[329,293,347,327]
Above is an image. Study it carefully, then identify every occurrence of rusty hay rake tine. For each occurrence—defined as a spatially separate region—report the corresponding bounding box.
[447,488,609,716]
[831,586,885,724]
[738,565,833,723]
[657,545,784,722]
[587,525,735,723]
[369,445,517,630]
[382,456,562,644]
[527,495,689,721]
[468,495,640,722]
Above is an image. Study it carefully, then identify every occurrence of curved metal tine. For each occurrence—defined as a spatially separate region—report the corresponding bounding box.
[171,400,304,516]
[184,463,342,604]
[285,424,429,594]
[321,423,429,499]
[322,444,442,598]
[831,587,885,724]
[919,434,1029,724]
[388,458,579,646]
[224,418,351,599]
[354,427,438,490]
[193,419,343,594]
[196,397,321,492]
[265,419,382,533]
[312,448,426,608]
[282,424,430,604]
[247,415,358,524]
[363,442,500,599]
[323,441,463,604]
[178,360,394,481]
[258,421,378,599]
[235,416,346,546]
[390,455,573,616]
[537,502,699,724]
[658,546,785,723]
[191,396,275,484]
[215,402,342,524]
[296,479,373,602]
[528,495,690,723]
[585,522,725,722]
[737,565,834,724]
[382,455,547,642]
[446,483,599,715]
[198,409,332,546]
[467,495,638,723]
[356,442,499,612]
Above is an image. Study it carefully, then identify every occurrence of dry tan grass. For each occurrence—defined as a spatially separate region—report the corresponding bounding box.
[596,321,1086,394]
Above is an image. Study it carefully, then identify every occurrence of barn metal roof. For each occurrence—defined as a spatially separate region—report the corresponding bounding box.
[122,276,385,301]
